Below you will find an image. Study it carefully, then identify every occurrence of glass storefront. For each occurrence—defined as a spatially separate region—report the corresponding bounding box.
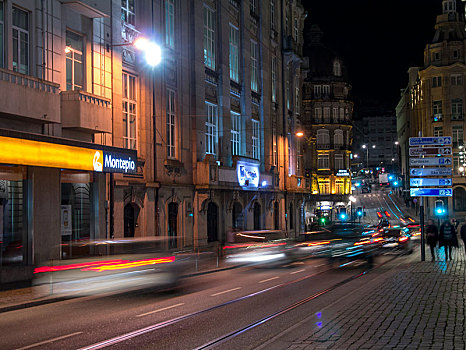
[60,171,95,259]
[0,166,26,266]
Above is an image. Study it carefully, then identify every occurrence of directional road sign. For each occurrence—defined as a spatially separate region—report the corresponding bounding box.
[410,188,453,197]
[409,157,452,166]
[410,168,453,177]
[410,178,452,187]
[409,147,452,157]
[409,136,452,146]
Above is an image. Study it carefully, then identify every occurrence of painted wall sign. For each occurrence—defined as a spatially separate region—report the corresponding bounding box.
[236,162,260,188]
[0,136,137,174]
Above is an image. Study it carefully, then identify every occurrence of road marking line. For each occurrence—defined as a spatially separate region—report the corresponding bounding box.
[259,276,279,283]
[210,287,241,296]
[15,332,83,350]
[290,269,305,275]
[136,303,185,317]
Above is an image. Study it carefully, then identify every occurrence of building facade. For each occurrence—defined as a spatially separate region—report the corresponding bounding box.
[0,0,307,282]
[301,25,353,224]
[398,0,466,218]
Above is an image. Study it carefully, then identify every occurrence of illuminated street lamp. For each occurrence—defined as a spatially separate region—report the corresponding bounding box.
[133,37,162,66]
[295,131,304,137]
[362,144,376,169]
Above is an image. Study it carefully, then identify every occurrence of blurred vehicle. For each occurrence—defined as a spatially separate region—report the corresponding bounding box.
[1,240,24,265]
[361,186,371,193]
[378,227,413,254]
[223,230,293,267]
[377,219,390,229]
[293,223,383,266]
[33,238,184,295]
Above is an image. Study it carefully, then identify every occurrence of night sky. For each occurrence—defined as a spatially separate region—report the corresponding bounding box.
[302,0,456,113]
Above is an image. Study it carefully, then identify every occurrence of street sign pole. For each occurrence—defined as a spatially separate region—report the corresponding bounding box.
[419,132,425,262]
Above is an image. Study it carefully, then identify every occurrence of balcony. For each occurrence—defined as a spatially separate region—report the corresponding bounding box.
[0,68,60,123]
[286,175,308,192]
[451,114,464,121]
[317,143,330,150]
[196,160,218,186]
[60,90,112,133]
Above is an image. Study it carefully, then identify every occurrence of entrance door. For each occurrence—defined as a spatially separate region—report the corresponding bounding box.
[274,201,279,230]
[253,202,261,230]
[124,204,135,237]
[232,202,243,229]
[168,203,178,249]
[207,202,218,242]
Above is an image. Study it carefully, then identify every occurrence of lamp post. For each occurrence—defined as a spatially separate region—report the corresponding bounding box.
[361,144,376,169]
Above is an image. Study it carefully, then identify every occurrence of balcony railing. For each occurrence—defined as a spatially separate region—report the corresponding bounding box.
[451,114,464,121]
[317,143,330,150]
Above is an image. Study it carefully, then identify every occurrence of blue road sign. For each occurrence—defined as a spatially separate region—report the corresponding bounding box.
[409,168,452,177]
[409,157,452,166]
[410,188,453,197]
[410,178,452,187]
[409,136,452,146]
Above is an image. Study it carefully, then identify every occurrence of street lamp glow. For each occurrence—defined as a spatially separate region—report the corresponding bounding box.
[354,154,359,158]
[459,166,465,173]
[295,131,304,137]
[349,196,356,203]
[362,145,367,149]
[133,37,162,66]
[372,145,376,149]
[394,141,399,145]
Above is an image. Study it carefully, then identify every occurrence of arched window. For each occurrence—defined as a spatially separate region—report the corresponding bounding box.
[317,129,330,146]
[333,61,341,76]
[334,129,344,146]
[453,188,466,211]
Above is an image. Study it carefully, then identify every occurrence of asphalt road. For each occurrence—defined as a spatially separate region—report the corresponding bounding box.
[0,189,416,350]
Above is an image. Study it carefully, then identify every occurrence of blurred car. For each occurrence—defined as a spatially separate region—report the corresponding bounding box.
[361,186,371,193]
[223,230,293,267]
[377,219,390,230]
[293,223,383,266]
[378,227,413,254]
[33,238,184,295]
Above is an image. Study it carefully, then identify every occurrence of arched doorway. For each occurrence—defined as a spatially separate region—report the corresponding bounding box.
[207,202,218,242]
[454,187,466,211]
[232,202,243,229]
[253,202,261,230]
[274,201,279,230]
[124,203,139,238]
[168,202,178,249]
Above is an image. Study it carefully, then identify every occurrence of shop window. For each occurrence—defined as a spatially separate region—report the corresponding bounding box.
[60,171,94,258]
[0,166,26,266]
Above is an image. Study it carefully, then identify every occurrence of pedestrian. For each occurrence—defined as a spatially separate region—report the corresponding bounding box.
[425,219,438,261]
[460,223,466,255]
[439,220,459,261]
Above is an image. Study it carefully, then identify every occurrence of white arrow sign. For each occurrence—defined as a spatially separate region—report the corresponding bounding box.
[410,168,453,176]
[410,178,452,187]
[409,157,452,166]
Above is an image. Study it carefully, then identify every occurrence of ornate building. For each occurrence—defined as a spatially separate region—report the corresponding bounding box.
[398,0,466,217]
[301,25,353,223]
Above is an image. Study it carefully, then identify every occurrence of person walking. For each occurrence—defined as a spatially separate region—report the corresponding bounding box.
[439,220,459,261]
[460,223,466,255]
[425,219,439,261]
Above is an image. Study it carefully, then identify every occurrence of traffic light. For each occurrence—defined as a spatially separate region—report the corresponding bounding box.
[357,207,363,217]
[435,200,446,216]
[338,207,347,221]
[320,216,329,225]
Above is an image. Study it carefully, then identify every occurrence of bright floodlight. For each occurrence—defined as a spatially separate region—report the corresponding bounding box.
[133,38,162,67]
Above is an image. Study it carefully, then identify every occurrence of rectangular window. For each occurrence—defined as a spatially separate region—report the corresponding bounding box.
[288,134,292,176]
[122,72,137,149]
[434,126,443,137]
[205,102,218,155]
[335,154,344,170]
[270,0,276,31]
[272,125,278,166]
[204,6,216,70]
[231,112,241,156]
[452,125,463,148]
[121,0,135,26]
[0,1,3,68]
[293,18,298,42]
[451,74,463,86]
[251,41,258,92]
[454,153,460,174]
[252,119,260,160]
[433,52,440,61]
[452,98,463,118]
[314,85,321,97]
[286,80,290,110]
[322,85,330,96]
[323,107,330,123]
[339,108,345,120]
[333,107,338,122]
[12,7,29,75]
[271,56,277,103]
[229,25,239,82]
[167,89,176,158]
[250,0,256,13]
[165,0,175,49]
[65,31,84,91]
[432,76,442,88]
[315,107,322,123]
[336,181,344,195]
[318,154,329,169]
[433,100,443,119]
[318,180,330,195]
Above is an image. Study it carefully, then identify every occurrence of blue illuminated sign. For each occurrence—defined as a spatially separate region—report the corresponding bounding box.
[237,162,259,188]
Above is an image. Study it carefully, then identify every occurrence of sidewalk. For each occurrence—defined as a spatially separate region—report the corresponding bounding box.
[274,247,466,350]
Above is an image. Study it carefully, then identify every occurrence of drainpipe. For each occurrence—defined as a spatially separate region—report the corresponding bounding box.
[152,1,159,236]
[280,0,288,236]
